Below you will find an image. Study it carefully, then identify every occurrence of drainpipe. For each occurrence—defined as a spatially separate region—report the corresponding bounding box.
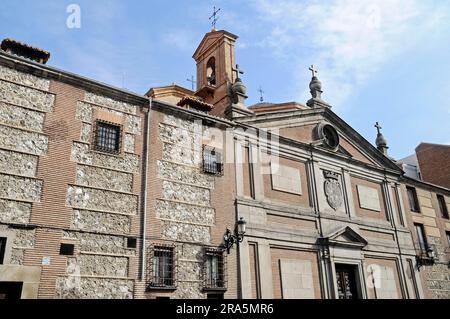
[140,97,152,280]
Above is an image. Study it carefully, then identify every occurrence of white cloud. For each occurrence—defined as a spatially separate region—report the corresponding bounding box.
[252,0,450,109]
[163,29,197,51]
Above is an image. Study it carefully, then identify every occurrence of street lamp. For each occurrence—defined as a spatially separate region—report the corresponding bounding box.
[416,245,437,271]
[223,217,247,254]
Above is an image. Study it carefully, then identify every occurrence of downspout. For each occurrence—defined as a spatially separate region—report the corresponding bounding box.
[140,97,152,281]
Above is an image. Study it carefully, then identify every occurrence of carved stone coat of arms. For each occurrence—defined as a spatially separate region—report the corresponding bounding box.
[323,171,343,210]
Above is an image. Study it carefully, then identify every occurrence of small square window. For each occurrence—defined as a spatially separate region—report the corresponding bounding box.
[59,243,75,256]
[94,121,121,154]
[407,186,420,213]
[0,237,7,265]
[127,237,137,249]
[203,146,224,176]
[437,195,449,219]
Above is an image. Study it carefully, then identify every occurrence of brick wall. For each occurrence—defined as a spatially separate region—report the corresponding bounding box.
[416,143,450,189]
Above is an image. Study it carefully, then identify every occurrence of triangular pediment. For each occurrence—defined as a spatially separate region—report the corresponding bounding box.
[193,30,238,60]
[320,226,368,248]
[237,107,402,172]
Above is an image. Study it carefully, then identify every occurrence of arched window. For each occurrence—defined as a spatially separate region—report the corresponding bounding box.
[206,57,216,86]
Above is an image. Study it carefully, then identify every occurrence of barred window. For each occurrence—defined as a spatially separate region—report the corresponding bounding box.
[94,121,121,154]
[203,146,224,176]
[151,246,175,288]
[0,237,6,264]
[204,249,226,290]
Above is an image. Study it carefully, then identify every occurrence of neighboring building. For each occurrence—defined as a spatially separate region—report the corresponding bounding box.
[398,154,421,180]
[0,28,448,299]
[398,143,450,189]
[416,143,450,189]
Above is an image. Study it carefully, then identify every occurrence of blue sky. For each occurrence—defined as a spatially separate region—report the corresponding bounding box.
[1,0,449,159]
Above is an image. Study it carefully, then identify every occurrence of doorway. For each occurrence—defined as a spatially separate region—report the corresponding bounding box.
[335,264,359,299]
[0,282,23,299]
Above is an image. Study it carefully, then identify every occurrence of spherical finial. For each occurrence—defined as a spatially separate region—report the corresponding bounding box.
[376,133,388,147]
[310,77,322,92]
[232,78,247,95]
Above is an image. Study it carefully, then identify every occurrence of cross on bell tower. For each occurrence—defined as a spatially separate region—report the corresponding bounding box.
[209,6,221,31]
[192,22,254,119]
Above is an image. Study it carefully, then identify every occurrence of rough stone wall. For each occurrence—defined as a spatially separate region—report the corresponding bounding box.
[0,80,55,112]
[76,165,133,193]
[0,65,50,90]
[0,224,35,265]
[0,101,45,131]
[406,187,450,299]
[71,210,131,234]
[0,150,38,177]
[55,277,133,299]
[421,236,450,299]
[0,174,43,202]
[67,255,129,277]
[153,113,219,299]
[0,121,48,155]
[57,92,142,299]
[0,66,51,260]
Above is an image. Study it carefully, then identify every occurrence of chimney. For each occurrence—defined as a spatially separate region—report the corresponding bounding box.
[1,38,50,64]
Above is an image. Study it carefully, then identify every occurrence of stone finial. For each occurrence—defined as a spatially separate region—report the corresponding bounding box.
[226,64,254,119]
[231,75,247,104]
[375,122,389,156]
[306,65,331,108]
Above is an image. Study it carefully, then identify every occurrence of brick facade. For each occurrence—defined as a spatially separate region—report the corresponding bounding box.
[0,28,448,299]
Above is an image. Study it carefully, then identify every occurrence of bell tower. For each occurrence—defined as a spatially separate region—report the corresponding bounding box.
[193,30,239,117]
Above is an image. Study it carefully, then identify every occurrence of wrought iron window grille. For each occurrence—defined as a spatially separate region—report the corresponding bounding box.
[147,244,177,290]
[203,248,227,291]
[203,145,224,176]
[93,120,122,154]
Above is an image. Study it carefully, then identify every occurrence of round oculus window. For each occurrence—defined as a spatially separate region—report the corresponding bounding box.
[321,124,340,150]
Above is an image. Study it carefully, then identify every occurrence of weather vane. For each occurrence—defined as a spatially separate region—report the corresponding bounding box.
[209,6,221,30]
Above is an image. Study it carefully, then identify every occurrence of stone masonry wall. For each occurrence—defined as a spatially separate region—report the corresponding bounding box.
[154,113,218,298]
[410,188,450,299]
[56,92,142,299]
[422,236,450,299]
[0,65,52,263]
